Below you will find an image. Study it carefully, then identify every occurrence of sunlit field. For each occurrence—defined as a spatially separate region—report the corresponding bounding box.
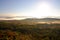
[0,20,60,40]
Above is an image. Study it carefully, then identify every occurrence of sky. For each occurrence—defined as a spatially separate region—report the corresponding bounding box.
[0,0,60,20]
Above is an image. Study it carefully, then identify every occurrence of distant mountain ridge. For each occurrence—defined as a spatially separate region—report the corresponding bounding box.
[0,18,60,25]
[22,18,60,22]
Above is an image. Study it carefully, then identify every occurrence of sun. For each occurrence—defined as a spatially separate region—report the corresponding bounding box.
[26,2,53,18]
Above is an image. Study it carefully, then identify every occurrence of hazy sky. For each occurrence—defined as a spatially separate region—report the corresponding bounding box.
[0,0,60,20]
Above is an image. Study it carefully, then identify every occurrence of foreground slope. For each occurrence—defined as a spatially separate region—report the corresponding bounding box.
[0,18,60,40]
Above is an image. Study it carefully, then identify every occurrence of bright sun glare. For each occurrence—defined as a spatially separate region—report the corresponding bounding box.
[27,2,54,18]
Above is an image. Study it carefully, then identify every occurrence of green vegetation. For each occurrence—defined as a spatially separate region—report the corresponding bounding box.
[0,21,60,40]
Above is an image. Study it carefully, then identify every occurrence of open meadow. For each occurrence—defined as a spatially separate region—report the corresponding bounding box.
[0,20,60,40]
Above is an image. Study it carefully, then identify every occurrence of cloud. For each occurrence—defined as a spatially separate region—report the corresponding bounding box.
[0,16,33,20]
[0,16,14,19]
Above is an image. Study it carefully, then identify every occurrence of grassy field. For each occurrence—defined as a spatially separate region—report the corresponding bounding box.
[0,21,60,40]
